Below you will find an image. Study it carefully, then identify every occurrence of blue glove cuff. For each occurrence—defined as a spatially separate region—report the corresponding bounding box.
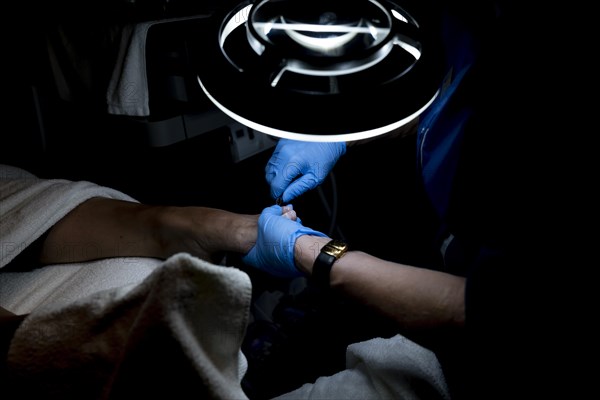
[243,227,328,279]
[285,228,328,277]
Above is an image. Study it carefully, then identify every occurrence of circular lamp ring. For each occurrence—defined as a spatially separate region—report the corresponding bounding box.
[197,0,444,142]
[247,0,393,63]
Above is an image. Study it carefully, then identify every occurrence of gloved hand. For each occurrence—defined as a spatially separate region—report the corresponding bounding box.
[266,139,346,203]
[242,205,328,278]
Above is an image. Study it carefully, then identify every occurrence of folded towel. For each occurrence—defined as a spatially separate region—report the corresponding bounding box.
[5,253,252,399]
[272,335,450,400]
[105,21,154,117]
[106,14,210,117]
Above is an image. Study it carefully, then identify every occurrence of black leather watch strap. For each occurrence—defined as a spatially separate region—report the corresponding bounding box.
[311,239,348,290]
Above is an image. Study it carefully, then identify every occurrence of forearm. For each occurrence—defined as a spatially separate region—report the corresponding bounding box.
[295,235,465,329]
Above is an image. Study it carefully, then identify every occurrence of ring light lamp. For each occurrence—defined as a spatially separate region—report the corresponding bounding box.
[196,0,444,142]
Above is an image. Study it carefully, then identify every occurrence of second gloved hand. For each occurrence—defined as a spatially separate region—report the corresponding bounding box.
[242,205,328,278]
[266,139,346,203]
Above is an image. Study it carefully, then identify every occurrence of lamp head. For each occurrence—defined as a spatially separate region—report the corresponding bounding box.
[197,0,443,142]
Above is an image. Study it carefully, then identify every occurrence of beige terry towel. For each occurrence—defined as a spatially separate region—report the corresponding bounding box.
[5,253,252,399]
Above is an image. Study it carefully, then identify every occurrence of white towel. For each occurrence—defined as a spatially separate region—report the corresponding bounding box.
[5,253,252,399]
[106,14,211,117]
[105,21,155,117]
[0,164,137,269]
[0,164,155,314]
[272,335,450,400]
[0,257,162,315]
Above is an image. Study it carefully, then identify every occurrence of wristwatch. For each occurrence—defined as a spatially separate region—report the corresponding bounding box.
[311,239,348,290]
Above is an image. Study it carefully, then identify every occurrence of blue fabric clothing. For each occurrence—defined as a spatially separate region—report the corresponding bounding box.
[416,6,483,223]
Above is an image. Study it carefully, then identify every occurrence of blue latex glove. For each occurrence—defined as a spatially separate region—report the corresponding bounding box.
[242,205,328,278]
[266,139,346,203]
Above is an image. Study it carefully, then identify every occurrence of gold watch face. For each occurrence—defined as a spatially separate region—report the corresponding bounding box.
[323,240,348,259]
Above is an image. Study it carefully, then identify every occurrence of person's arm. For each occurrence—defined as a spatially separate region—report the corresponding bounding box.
[39,197,258,265]
[294,235,465,329]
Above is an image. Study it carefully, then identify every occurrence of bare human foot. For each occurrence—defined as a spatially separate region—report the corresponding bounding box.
[155,204,298,263]
[156,206,259,262]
